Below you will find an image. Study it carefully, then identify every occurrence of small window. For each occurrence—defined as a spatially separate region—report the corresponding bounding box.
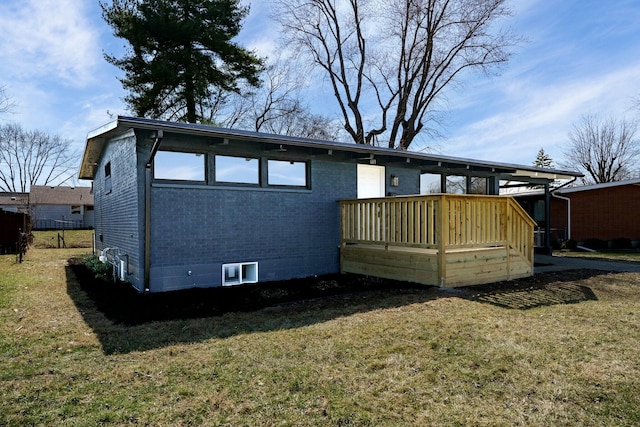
[215,155,259,184]
[71,205,81,215]
[222,262,258,286]
[104,162,112,193]
[154,151,205,181]
[267,160,307,187]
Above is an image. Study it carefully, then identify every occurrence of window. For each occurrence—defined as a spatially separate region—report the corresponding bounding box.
[469,177,488,194]
[104,162,112,193]
[445,175,466,194]
[71,205,81,215]
[267,160,307,187]
[222,262,258,286]
[420,173,442,194]
[215,155,259,184]
[154,151,205,181]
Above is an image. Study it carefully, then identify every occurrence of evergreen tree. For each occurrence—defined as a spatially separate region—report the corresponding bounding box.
[101,0,263,123]
[529,148,555,189]
[533,148,554,169]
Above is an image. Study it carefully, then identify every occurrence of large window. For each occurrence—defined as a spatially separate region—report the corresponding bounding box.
[445,175,466,194]
[215,155,259,184]
[420,173,442,194]
[154,151,206,181]
[469,177,488,194]
[268,160,308,187]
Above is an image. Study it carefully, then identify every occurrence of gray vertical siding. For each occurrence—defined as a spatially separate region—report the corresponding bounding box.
[93,132,145,291]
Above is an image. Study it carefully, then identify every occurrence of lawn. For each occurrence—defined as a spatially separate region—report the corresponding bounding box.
[556,249,640,263]
[1,247,640,426]
[30,229,94,249]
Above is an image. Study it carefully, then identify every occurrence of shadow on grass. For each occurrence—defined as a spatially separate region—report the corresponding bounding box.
[65,258,603,354]
[462,270,599,309]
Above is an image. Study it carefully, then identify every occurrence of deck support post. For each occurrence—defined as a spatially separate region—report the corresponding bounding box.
[437,195,447,287]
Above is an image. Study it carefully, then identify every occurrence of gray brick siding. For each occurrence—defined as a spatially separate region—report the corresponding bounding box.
[93,131,145,291]
[93,130,422,293]
[149,158,356,291]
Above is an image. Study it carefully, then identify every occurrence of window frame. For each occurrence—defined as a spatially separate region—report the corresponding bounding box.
[266,159,310,189]
[153,150,207,183]
[213,154,262,186]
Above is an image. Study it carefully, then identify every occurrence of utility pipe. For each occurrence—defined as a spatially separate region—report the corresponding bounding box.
[144,130,163,292]
[551,177,578,242]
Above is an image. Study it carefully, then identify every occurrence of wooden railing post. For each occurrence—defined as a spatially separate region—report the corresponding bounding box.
[437,195,447,286]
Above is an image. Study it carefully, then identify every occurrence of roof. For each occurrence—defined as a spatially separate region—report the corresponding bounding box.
[29,185,93,206]
[0,192,29,206]
[556,178,640,194]
[79,116,583,183]
[509,178,640,198]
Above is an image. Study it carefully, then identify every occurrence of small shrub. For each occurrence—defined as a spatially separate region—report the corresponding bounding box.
[583,238,607,250]
[610,238,632,250]
[83,255,113,281]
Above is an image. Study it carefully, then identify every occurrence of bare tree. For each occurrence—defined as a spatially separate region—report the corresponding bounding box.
[562,115,639,184]
[0,85,16,116]
[276,0,515,149]
[0,123,78,192]
[202,60,343,139]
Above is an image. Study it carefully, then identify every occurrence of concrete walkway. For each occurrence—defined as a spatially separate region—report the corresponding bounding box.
[534,254,640,274]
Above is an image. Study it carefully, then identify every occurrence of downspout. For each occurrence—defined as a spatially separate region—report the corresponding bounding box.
[144,130,164,292]
[544,183,551,254]
[551,177,578,241]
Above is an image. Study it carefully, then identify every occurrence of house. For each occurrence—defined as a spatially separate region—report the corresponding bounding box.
[78,116,581,293]
[517,179,640,246]
[29,185,94,230]
[0,192,29,214]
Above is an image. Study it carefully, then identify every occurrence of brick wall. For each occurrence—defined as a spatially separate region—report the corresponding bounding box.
[147,151,420,291]
[564,185,640,242]
[93,131,145,291]
[95,130,423,292]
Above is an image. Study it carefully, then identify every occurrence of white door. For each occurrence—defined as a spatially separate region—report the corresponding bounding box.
[357,164,385,199]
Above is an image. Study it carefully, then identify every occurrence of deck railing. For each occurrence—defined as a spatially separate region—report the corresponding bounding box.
[340,194,536,263]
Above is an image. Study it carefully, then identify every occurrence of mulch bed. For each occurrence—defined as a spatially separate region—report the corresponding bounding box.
[67,257,610,326]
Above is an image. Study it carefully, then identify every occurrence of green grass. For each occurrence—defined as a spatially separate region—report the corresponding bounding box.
[556,249,640,262]
[1,248,640,425]
[30,229,94,249]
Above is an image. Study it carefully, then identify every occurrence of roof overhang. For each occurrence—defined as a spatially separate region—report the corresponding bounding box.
[78,116,583,183]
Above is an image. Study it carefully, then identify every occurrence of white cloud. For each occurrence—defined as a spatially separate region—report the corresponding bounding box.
[440,62,640,166]
[0,0,101,87]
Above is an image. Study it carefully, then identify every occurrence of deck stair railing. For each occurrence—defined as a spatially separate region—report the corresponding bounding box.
[340,194,536,264]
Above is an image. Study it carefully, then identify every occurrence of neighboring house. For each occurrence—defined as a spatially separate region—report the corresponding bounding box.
[29,185,94,230]
[515,179,640,245]
[0,192,29,214]
[78,116,580,293]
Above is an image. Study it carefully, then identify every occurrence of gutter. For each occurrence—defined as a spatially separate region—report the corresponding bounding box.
[144,130,164,292]
[551,177,578,241]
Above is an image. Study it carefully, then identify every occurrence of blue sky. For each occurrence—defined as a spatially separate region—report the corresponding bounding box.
[0,0,638,171]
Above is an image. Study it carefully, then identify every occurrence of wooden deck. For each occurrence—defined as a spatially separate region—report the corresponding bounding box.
[340,194,536,287]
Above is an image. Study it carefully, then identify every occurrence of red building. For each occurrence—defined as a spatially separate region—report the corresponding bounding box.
[516,179,640,246]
